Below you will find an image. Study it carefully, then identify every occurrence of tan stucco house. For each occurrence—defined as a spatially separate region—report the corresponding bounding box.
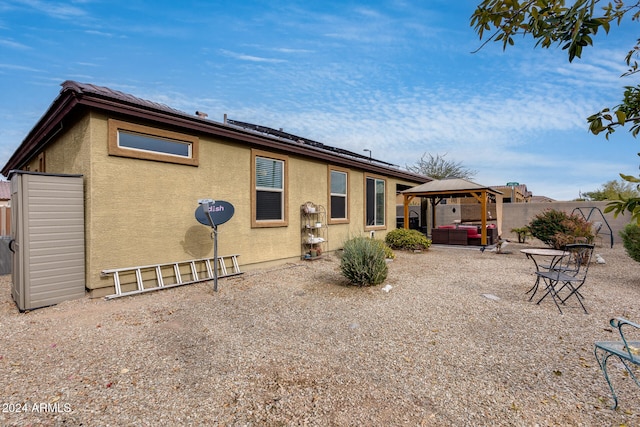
[2,81,428,297]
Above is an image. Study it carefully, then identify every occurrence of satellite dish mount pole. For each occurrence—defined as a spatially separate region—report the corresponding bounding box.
[201,200,219,291]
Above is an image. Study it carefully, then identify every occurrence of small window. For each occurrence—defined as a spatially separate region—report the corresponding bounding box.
[36,152,45,173]
[252,150,288,227]
[329,168,349,223]
[119,132,191,157]
[365,175,386,228]
[108,119,198,166]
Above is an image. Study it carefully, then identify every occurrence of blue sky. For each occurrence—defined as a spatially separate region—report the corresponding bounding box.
[0,0,638,200]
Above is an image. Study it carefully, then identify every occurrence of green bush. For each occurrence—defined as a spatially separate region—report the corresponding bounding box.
[370,238,395,259]
[385,228,431,251]
[620,223,640,263]
[527,209,594,249]
[340,237,388,286]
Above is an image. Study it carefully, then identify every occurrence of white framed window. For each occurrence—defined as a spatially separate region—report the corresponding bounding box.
[329,168,348,223]
[252,150,288,227]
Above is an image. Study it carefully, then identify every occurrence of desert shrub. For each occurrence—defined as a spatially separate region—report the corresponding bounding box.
[510,226,531,243]
[385,228,431,251]
[371,238,395,259]
[620,223,640,262]
[528,209,594,249]
[340,236,388,286]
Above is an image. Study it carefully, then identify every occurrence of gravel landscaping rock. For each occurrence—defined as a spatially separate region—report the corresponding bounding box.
[1,241,639,426]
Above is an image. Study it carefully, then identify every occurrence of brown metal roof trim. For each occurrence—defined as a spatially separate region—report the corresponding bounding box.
[2,81,429,183]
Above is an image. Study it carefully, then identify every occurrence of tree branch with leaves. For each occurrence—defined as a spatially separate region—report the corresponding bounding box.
[471,0,640,224]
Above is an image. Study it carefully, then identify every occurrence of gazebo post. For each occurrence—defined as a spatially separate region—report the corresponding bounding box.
[431,198,438,230]
[471,191,488,246]
[480,190,487,245]
[403,195,414,229]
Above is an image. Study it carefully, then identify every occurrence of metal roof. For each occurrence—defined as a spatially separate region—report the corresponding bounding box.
[402,178,502,195]
[1,81,429,185]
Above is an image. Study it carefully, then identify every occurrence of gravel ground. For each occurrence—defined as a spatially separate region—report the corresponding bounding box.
[1,240,640,426]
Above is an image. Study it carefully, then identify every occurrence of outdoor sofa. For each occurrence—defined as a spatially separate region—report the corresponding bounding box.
[431,224,497,246]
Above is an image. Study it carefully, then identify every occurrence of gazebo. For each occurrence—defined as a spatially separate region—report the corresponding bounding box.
[401,178,502,245]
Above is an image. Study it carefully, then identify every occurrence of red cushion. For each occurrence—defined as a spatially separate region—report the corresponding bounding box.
[469,233,482,239]
[438,225,456,229]
[466,229,478,237]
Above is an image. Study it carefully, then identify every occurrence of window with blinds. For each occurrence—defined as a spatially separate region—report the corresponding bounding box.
[252,150,288,227]
[330,169,348,222]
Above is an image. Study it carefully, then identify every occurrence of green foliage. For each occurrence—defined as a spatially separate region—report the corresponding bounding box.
[510,226,531,243]
[385,228,432,251]
[340,237,388,286]
[371,238,396,259]
[527,209,594,249]
[470,0,617,62]
[405,152,477,180]
[582,178,640,201]
[471,1,640,224]
[620,223,640,263]
[603,154,640,225]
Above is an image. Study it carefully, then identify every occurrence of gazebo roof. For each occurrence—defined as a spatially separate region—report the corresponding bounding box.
[400,178,501,245]
[401,178,502,197]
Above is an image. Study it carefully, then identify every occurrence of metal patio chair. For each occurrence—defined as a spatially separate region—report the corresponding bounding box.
[535,244,595,314]
[594,318,640,409]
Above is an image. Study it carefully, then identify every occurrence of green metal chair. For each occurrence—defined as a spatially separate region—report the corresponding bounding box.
[535,244,594,314]
[594,318,640,409]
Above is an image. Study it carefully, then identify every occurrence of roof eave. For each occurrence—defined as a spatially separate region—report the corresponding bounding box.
[1,86,80,176]
[2,81,430,184]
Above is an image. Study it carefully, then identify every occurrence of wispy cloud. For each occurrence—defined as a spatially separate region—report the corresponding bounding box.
[14,0,87,19]
[219,49,287,63]
[1,1,637,199]
[84,29,118,38]
[0,38,30,50]
[0,63,41,72]
[270,47,314,54]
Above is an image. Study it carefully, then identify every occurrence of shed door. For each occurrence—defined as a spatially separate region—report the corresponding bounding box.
[10,176,22,308]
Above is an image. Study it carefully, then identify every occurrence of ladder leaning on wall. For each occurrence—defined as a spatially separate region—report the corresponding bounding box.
[101,254,242,299]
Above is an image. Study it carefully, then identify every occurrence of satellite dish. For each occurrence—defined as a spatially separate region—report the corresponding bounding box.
[195,200,235,226]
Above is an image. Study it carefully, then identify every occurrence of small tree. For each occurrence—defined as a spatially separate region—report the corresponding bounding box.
[510,226,531,243]
[406,153,477,180]
[582,178,640,201]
